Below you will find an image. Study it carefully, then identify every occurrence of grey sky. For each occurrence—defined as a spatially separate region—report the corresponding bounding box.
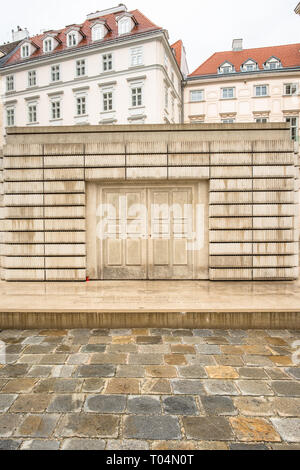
[0,0,299,73]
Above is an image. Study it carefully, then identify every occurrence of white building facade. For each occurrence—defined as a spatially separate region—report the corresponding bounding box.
[184,41,300,143]
[0,5,184,135]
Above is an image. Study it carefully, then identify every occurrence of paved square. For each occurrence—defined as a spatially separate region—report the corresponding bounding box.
[0,328,299,450]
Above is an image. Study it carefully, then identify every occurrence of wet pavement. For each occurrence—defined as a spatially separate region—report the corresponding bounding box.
[0,327,299,450]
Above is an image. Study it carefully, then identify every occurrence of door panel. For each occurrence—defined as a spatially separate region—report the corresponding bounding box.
[86,182,209,280]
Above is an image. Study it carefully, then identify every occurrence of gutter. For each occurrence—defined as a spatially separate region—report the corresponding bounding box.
[187,66,300,81]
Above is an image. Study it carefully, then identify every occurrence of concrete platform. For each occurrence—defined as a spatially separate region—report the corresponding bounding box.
[0,280,300,329]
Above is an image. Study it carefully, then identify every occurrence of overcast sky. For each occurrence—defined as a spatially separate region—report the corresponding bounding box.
[0,0,299,73]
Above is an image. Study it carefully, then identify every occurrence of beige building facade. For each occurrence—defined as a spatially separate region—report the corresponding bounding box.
[1,123,298,282]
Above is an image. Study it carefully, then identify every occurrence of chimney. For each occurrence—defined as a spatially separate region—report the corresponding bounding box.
[86,4,127,20]
[232,39,243,52]
[12,27,29,42]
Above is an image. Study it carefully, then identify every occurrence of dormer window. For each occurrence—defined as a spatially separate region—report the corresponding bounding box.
[92,25,103,41]
[68,32,77,47]
[43,38,53,53]
[264,57,282,70]
[218,62,235,74]
[21,44,30,58]
[242,59,258,72]
[116,13,137,36]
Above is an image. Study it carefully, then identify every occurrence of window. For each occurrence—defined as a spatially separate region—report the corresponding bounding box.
[51,65,60,82]
[285,117,298,141]
[103,91,113,111]
[6,75,14,92]
[219,63,234,74]
[76,96,86,115]
[76,59,86,77]
[44,38,53,53]
[102,53,113,72]
[68,32,77,47]
[165,87,169,109]
[222,87,235,99]
[265,58,281,70]
[92,25,103,42]
[21,44,30,58]
[131,47,143,67]
[255,85,268,97]
[222,119,235,123]
[28,103,37,123]
[51,100,61,120]
[245,64,256,72]
[131,87,142,107]
[284,83,298,96]
[28,71,37,87]
[255,118,268,123]
[118,18,131,35]
[190,90,204,102]
[6,108,15,126]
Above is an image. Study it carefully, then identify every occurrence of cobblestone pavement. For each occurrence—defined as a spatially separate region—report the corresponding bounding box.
[0,328,299,450]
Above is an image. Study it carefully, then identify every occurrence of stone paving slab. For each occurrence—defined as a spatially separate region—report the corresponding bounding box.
[0,328,299,450]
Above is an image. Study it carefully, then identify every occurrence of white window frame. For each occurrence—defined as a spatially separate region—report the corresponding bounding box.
[102,53,113,72]
[255,117,268,123]
[6,106,15,127]
[284,83,298,96]
[165,86,169,109]
[190,90,204,102]
[130,47,143,67]
[219,63,234,74]
[28,70,37,87]
[118,18,131,35]
[222,87,235,99]
[6,75,15,92]
[76,59,86,77]
[51,64,61,82]
[285,116,298,141]
[21,44,30,58]
[265,58,281,70]
[50,98,62,120]
[43,38,53,53]
[76,95,87,116]
[27,102,38,124]
[67,32,78,48]
[222,118,235,123]
[102,89,114,112]
[255,85,268,97]
[130,83,143,108]
[92,25,104,42]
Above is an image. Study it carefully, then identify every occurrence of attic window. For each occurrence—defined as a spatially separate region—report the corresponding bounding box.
[21,44,30,58]
[242,60,258,72]
[67,32,77,47]
[92,25,104,41]
[118,18,131,35]
[43,38,53,53]
[218,63,234,74]
[264,57,282,70]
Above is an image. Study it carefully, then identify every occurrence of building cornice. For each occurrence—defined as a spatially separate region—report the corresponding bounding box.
[186,67,300,84]
[0,29,165,73]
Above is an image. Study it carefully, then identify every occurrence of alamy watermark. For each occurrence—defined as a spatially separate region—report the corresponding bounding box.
[95,198,205,251]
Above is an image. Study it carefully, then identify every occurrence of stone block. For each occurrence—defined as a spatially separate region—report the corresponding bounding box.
[45,232,85,243]
[85,143,125,155]
[85,155,125,167]
[4,182,43,194]
[210,179,252,191]
[44,206,85,218]
[44,219,85,231]
[211,166,252,178]
[44,169,84,180]
[209,243,252,255]
[4,144,43,156]
[253,166,295,178]
[4,156,43,169]
[85,168,125,180]
[4,195,44,206]
[5,269,45,281]
[45,244,86,256]
[209,205,252,217]
[44,144,84,155]
[210,218,252,230]
[210,256,252,268]
[168,154,210,166]
[168,141,209,153]
[126,167,168,180]
[253,192,294,204]
[44,155,84,168]
[210,192,252,204]
[4,169,43,181]
[210,269,252,280]
[168,167,209,179]
[127,155,167,166]
[210,230,252,243]
[253,179,294,191]
[44,181,85,193]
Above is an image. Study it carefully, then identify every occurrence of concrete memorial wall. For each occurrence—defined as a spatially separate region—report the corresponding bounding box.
[0,123,298,282]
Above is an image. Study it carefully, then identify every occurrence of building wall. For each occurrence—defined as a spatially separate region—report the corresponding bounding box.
[2,123,297,282]
[184,72,300,139]
[1,35,182,135]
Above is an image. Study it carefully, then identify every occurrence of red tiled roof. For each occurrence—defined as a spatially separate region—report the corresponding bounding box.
[5,9,161,66]
[189,43,300,77]
[171,39,183,68]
